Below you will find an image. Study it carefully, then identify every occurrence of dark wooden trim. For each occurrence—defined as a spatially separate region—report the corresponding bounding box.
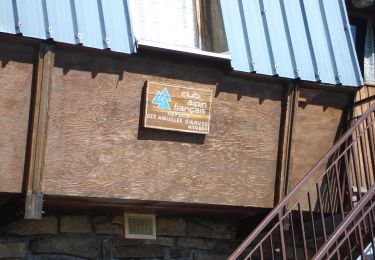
[43,195,268,218]
[274,83,292,205]
[274,82,299,204]
[24,44,55,219]
[0,32,41,46]
[348,10,375,21]
[300,81,357,93]
[286,83,300,195]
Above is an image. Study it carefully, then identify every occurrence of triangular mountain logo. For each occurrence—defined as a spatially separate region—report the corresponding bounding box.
[152,88,171,110]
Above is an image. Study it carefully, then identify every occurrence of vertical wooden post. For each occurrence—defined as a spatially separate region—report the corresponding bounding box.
[274,81,299,205]
[24,44,55,219]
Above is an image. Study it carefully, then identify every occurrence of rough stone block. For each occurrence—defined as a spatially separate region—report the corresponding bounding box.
[114,247,165,258]
[177,238,215,250]
[92,216,110,223]
[0,242,26,258]
[30,255,86,260]
[215,239,242,254]
[112,216,124,225]
[156,217,186,236]
[112,237,145,246]
[187,219,236,239]
[193,251,228,260]
[30,237,100,259]
[60,216,92,234]
[95,223,122,235]
[144,236,173,247]
[169,248,192,258]
[92,216,123,235]
[102,239,112,260]
[3,216,58,235]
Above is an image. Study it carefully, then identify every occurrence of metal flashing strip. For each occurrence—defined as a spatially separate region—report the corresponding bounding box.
[136,39,231,60]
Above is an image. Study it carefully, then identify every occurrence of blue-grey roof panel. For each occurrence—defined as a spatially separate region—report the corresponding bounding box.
[0,0,16,34]
[220,0,363,87]
[283,0,315,81]
[101,0,134,53]
[263,0,295,78]
[301,0,337,84]
[322,0,362,86]
[16,0,47,39]
[45,0,77,44]
[0,0,135,54]
[219,0,252,73]
[0,0,362,87]
[242,0,272,75]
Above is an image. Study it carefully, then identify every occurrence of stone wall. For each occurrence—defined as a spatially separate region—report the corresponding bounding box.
[0,214,241,259]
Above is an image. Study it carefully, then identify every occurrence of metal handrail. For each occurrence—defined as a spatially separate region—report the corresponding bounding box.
[229,102,375,260]
[312,184,375,259]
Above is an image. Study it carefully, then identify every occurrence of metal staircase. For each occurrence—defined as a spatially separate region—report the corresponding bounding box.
[229,103,375,260]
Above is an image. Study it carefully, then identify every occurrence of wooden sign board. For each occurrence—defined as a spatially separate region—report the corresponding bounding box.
[144,82,212,134]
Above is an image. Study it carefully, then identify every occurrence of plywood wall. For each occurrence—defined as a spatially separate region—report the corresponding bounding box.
[41,48,284,208]
[287,88,351,209]
[0,42,34,193]
[0,39,355,210]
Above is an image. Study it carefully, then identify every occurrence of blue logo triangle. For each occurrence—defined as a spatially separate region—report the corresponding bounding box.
[152,88,171,110]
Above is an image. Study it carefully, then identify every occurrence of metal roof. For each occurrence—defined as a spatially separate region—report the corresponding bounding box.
[0,0,363,87]
[220,0,363,87]
[0,0,135,53]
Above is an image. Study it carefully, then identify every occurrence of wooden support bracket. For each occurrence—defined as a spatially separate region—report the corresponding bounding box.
[24,44,55,219]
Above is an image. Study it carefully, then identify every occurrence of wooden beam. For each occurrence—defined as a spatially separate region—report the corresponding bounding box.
[285,83,300,195]
[195,0,203,49]
[43,195,268,218]
[274,81,299,204]
[24,44,55,219]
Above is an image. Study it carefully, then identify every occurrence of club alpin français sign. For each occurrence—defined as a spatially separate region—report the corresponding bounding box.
[144,82,212,134]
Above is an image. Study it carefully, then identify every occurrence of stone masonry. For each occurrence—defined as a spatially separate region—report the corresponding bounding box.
[0,214,241,259]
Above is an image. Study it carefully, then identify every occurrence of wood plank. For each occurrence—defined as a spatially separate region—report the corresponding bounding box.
[285,83,300,197]
[42,48,284,208]
[352,85,375,191]
[24,44,55,219]
[274,82,299,205]
[288,88,349,210]
[0,41,34,193]
[197,0,228,52]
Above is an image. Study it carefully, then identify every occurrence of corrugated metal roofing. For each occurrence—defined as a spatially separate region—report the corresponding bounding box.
[0,0,363,87]
[220,0,363,87]
[0,0,135,53]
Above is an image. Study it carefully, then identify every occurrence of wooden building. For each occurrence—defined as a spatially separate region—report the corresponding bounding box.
[0,0,374,258]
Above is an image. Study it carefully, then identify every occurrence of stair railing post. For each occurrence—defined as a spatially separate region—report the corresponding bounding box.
[278,211,287,260]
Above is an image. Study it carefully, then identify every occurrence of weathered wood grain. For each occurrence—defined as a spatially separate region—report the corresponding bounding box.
[288,88,349,210]
[274,83,298,204]
[25,44,55,219]
[0,42,34,193]
[352,85,375,192]
[198,0,228,52]
[42,49,283,208]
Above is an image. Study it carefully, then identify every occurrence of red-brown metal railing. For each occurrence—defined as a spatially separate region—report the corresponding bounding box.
[312,184,375,259]
[229,102,375,260]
